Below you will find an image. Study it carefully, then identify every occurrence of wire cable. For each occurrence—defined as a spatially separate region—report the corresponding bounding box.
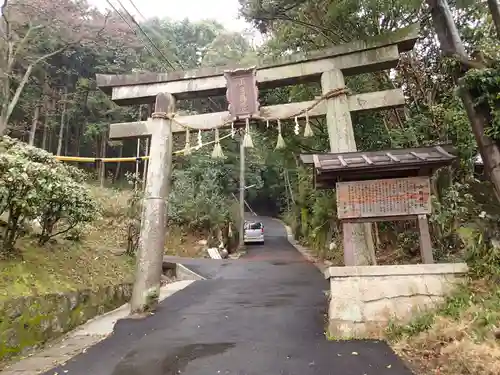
[105,0,170,71]
[115,0,177,70]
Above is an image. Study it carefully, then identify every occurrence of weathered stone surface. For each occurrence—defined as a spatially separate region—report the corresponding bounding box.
[109,89,406,137]
[325,263,468,339]
[96,24,418,91]
[0,283,132,361]
[108,46,402,104]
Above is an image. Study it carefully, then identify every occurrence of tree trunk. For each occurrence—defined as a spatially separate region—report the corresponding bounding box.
[100,129,107,187]
[56,86,68,156]
[42,97,53,151]
[427,0,500,200]
[426,0,466,56]
[75,119,83,156]
[28,104,41,146]
[64,116,70,155]
[114,143,123,183]
[488,0,500,40]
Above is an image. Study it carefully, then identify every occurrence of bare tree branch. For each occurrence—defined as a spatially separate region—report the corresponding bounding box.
[1,0,9,35]
[0,8,111,134]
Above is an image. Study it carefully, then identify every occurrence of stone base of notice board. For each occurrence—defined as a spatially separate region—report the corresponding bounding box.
[325,263,468,339]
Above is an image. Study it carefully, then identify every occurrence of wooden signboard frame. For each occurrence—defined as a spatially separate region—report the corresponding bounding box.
[336,176,431,222]
[336,176,434,264]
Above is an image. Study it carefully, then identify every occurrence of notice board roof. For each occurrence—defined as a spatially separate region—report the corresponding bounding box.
[300,145,456,188]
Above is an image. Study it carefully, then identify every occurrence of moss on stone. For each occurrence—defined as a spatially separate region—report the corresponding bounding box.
[0,283,132,362]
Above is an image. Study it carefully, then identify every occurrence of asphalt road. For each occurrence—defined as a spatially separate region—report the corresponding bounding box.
[41,216,413,375]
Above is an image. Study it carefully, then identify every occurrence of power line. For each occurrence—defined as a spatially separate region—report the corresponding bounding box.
[125,0,224,111]
[126,0,186,70]
[110,0,224,111]
[105,0,170,71]
[126,0,148,25]
[115,0,177,70]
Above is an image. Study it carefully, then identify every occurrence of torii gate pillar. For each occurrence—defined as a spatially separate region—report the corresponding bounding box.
[321,69,376,266]
[130,92,175,314]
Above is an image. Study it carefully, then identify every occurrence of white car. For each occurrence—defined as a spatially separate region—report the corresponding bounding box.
[244,221,265,244]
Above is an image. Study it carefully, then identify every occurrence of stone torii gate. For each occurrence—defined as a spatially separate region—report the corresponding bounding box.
[96,24,418,313]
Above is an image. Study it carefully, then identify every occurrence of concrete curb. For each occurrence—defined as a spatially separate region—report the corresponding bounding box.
[176,263,206,281]
[0,279,197,375]
[272,218,329,274]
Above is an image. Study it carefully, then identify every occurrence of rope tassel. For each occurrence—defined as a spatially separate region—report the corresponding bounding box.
[196,130,202,150]
[303,111,313,137]
[211,128,225,159]
[243,118,254,148]
[275,119,286,149]
[183,128,191,155]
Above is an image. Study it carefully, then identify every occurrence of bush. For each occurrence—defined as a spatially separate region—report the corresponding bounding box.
[168,159,231,231]
[0,137,100,251]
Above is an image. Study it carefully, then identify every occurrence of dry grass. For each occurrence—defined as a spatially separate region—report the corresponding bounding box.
[165,225,207,258]
[0,185,206,302]
[389,281,500,375]
[0,236,135,302]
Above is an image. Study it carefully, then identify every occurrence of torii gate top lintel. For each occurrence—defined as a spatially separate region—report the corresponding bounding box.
[96,24,419,105]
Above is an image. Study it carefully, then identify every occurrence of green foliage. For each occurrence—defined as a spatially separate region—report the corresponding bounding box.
[168,155,232,231]
[386,207,500,341]
[458,220,500,281]
[124,172,142,256]
[0,137,100,251]
[386,279,500,343]
[430,181,481,259]
[385,283,475,340]
[461,62,500,142]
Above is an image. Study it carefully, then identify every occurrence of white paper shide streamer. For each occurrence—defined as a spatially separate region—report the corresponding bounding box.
[211,128,225,159]
[183,128,191,155]
[303,111,313,137]
[196,129,202,150]
[243,118,254,148]
[275,119,286,149]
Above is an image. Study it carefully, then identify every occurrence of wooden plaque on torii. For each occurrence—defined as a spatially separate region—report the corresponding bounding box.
[224,67,259,121]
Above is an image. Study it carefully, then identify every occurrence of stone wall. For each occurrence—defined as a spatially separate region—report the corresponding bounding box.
[325,263,469,339]
[0,283,132,360]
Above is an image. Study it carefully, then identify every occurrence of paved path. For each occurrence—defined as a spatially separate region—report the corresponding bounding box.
[39,217,413,375]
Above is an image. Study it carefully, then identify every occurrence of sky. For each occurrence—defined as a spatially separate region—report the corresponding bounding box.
[88,0,250,32]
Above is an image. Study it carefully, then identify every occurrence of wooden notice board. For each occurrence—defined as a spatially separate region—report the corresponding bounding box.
[336,176,431,220]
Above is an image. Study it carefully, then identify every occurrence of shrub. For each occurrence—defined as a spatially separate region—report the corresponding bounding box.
[36,169,100,245]
[0,136,100,251]
[0,154,43,250]
[124,172,142,256]
[168,161,231,231]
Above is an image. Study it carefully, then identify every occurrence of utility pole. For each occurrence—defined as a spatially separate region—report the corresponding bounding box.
[239,133,245,248]
[130,93,174,314]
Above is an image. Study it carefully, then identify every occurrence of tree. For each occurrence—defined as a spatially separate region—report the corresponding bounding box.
[201,31,256,67]
[236,0,500,265]
[0,0,114,135]
[425,0,500,200]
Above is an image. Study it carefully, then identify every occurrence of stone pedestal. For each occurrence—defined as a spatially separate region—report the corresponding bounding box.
[325,263,468,339]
